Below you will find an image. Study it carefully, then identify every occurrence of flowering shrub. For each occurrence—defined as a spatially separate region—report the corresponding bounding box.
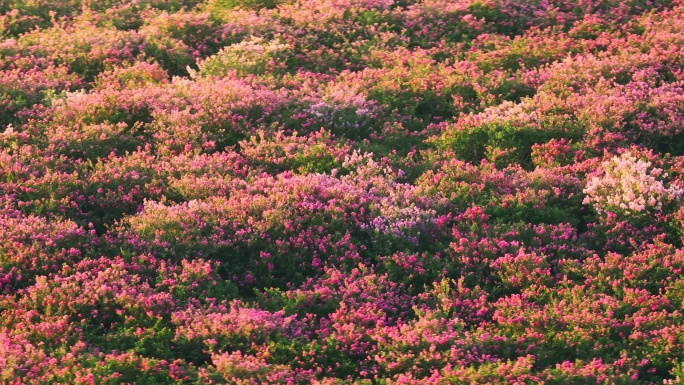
[238,129,349,175]
[209,351,306,384]
[3,0,684,383]
[0,64,81,126]
[198,36,291,77]
[584,151,683,216]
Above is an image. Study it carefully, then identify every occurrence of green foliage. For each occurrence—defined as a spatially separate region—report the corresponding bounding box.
[206,0,281,12]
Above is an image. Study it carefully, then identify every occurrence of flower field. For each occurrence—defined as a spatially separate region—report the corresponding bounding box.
[2,0,684,383]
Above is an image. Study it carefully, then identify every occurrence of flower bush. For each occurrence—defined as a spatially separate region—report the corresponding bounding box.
[2,0,684,383]
[584,151,683,216]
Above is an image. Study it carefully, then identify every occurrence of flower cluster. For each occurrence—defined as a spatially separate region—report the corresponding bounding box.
[584,152,683,215]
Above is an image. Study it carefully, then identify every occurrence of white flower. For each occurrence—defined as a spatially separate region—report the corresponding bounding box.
[583,152,682,215]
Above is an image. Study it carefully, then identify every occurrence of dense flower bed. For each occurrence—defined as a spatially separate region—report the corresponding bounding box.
[2,0,684,383]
